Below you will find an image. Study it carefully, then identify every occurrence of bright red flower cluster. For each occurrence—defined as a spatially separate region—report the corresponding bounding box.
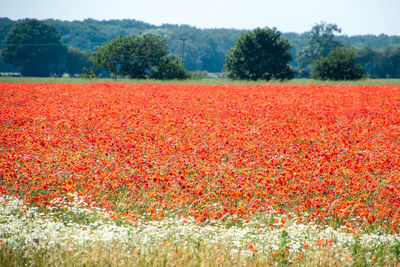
[1,83,399,229]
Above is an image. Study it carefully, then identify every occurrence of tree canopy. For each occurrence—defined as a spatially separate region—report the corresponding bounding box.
[355,46,400,78]
[225,28,294,80]
[312,47,365,80]
[91,33,190,79]
[2,19,66,76]
[1,18,400,77]
[296,22,343,77]
[91,34,167,78]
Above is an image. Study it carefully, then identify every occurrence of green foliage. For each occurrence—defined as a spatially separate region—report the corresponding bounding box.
[393,239,400,260]
[82,66,97,79]
[0,18,19,72]
[1,19,66,77]
[296,22,343,77]
[356,46,400,78]
[355,47,381,78]
[151,55,191,80]
[338,33,400,51]
[312,47,365,80]
[2,18,400,75]
[225,28,294,81]
[62,47,92,76]
[159,24,244,72]
[2,18,400,77]
[91,34,168,78]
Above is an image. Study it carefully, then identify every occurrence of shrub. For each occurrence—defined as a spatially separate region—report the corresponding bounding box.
[151,55,191,80]
[312,47,365,80]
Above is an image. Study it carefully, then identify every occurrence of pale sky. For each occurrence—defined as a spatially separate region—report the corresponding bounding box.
[0,0,399,36]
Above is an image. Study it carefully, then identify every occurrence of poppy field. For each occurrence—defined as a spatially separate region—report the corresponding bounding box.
[1,82,400,265]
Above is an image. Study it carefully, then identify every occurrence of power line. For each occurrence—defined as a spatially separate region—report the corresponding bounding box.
[0,42,106,48]
[1,43,64,47]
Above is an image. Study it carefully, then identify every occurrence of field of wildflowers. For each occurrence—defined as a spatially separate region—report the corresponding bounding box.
[1,82,400,265]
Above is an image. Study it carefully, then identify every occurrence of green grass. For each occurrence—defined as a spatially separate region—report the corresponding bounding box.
[1,76,400,85]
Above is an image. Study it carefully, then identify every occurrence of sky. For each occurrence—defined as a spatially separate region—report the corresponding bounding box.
[0,0,399,36]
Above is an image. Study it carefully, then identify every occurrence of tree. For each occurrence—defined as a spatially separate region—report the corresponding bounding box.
[1,19,65,77]
[3,18,400,74]
[64,47,92,75]
[81,66,97,78]
[296,22,343,77]
[379,46,400,78]
[312,47,365,80]
[151,55,191,80]
[225,28,293,80]
[355,46,400,78]
[354,47,379,78]
[91,34,167,78]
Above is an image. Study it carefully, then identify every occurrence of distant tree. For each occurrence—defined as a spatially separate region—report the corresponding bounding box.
[0,18,18,72]
[91,34,167,78]
[1,19,65,77]
[61,47,92,75]
[81,66,97,78]
[225,28,294,80]
[151,55,191,80]
[312,47,365,80]
[296,22,343,77]
[354,47,381,78]
[3,18,400,74]
[354,46,400,78]
[380,46,400,78]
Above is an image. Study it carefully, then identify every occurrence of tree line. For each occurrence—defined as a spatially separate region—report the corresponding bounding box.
[1,19,91,77]
[1,18,400,80]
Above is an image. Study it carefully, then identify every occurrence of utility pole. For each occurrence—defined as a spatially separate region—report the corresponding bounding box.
[179,37,187,65]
